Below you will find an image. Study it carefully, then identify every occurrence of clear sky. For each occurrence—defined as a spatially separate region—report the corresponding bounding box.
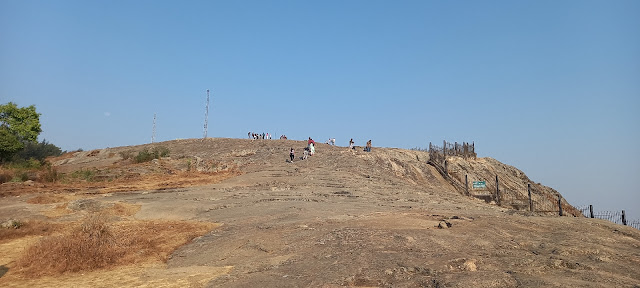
[1,1,639,219]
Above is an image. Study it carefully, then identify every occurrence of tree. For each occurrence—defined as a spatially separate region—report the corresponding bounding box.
[16,139,63,162]
[0,102,42,162]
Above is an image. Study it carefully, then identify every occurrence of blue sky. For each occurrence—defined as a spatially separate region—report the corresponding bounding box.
[1,1,639,219]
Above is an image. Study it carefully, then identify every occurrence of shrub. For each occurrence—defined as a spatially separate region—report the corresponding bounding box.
[119,150,134,160]
[14,214,215,277]
[155,146,170,158]
[15,172,29,182]
[0,171,12,184]
[134,149,155,163]
[134,146,170,163]
[71,169,95,181]
[8,158,41,170]
[15,214,119,275]
[15,139,63,162]
[40,165,59,183]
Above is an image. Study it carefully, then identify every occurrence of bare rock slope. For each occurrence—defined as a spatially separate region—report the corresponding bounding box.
[4,138,638,287]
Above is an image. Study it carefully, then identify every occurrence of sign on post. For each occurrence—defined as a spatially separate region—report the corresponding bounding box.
[472,181,486,189]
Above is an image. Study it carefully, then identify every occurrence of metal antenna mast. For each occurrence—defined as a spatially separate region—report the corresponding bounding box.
[203,89,210,138]
[151,113,157,143]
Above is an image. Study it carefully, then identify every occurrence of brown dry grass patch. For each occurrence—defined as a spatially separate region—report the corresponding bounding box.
[0,220,58,243]
[13,214,218,277]
[104,202,141,217]
[1,168,241,197]
[26,194,70,204]
[41,203,72,218]
[99,169,242,193]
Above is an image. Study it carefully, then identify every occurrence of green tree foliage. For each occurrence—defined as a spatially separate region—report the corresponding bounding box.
[0,102,42,162]
[15,139,63,162]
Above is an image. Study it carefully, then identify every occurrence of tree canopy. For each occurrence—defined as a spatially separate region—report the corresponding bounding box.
[0,102,42,162]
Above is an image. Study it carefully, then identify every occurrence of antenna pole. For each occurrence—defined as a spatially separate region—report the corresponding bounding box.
[152,113,156,143]
[203,89,210,138]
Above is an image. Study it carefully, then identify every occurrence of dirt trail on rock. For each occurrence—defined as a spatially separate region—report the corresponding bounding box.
[0,138,638,287]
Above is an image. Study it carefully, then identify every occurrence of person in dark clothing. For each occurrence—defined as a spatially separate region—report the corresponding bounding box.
[290,148,295,162]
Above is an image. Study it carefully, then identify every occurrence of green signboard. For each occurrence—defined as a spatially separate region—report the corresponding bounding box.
[472,181,486,189]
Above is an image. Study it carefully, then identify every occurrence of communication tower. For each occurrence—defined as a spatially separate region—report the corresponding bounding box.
[152,113,157,143]
[203,89,210,138]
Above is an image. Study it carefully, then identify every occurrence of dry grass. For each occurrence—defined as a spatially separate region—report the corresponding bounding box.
[13,214,217,277]
[0,170,12,184]
[0,220,57,242]
[26,194,69,204]
[104,202,141,217]
[1,167,241,197]
[41,203,73,218]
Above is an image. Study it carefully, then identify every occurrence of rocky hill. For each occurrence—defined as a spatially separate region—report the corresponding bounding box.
[0,138,638,287]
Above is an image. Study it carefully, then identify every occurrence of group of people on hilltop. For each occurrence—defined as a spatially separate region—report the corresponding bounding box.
[289,137,316,163]
[349,138,372,152]
[245,132,369,153]
[248,132,271,140]
[289,137,372,163]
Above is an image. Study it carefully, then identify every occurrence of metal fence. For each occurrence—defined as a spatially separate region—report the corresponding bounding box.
[470,185,563,214]
[576,205,638,230]
[428,140,476,165]
[424,143,638,229]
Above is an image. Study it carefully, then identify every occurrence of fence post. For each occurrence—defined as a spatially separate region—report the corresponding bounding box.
[589,205,594,218]
[495,175,500,205]
[558,196,563,216]
[465,174,469,196]
[472,141,475,157]
[527,183,533,212]
[443,140,446,157]
[444,160,448,176]
[622,210,627,225]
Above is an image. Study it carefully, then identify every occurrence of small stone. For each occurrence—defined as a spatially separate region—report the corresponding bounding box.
[463,259,477,271]
[438,221,452,229]
[1,219,21,229]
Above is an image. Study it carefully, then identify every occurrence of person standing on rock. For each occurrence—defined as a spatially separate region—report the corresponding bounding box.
[308,137,315,156]
[290,148,295,162]
[365,140,372,152]
[349,138,355,150]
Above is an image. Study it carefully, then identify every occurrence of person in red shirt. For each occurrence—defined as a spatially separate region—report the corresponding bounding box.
[308,137,315,156]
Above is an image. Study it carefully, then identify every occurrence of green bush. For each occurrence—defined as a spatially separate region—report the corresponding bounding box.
[134,149,154,163]
[15,139,63,162]
[155,146,170,158]
[119,150,134,160]
[15,172,29,182]
[71,169,95,181]
[134,147,169,163]
[8,158,41,170]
